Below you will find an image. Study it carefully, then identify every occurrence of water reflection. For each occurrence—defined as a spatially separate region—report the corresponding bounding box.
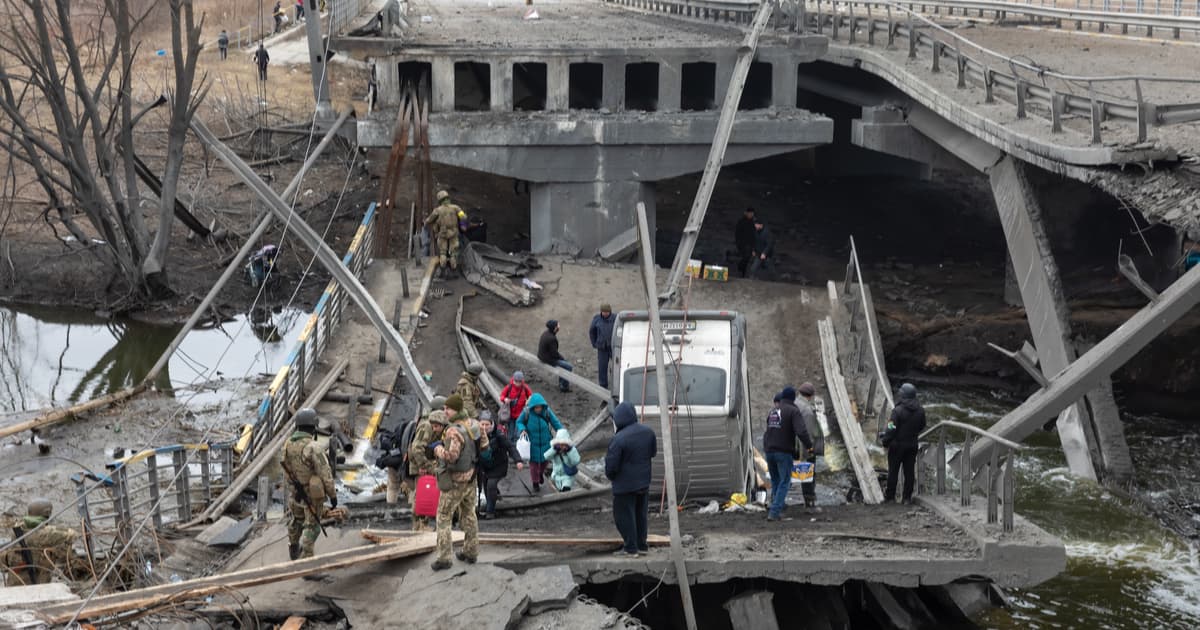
[0,305,304,413]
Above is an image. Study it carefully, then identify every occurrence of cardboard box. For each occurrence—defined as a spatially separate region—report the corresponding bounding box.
[703,265,729,282]
[685,258,703,278]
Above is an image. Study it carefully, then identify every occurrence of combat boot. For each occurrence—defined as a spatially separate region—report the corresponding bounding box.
[288,543,300,561]
[431,558,452,571]
[455,551,477,564]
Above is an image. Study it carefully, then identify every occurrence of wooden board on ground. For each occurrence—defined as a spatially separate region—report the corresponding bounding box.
[37,534,446,625]
[361,529,670,547]
[818,317,884,504]
[279,616,306,630]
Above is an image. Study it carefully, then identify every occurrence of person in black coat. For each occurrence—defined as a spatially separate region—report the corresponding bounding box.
[605,402,657,556]
[762,386,814,521]
[477,412,524,519]
[749,219,774,279]
[884,383,927,504]
[734,207,757,277]
[588,304,616,389]
[537,319,572,392]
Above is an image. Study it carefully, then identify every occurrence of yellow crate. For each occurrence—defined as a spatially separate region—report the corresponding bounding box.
[703,265,729,282]
[685,259,703,278]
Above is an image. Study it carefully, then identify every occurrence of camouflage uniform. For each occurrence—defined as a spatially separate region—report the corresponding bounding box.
[452,372,483,419]
[424,201,462,270]
[434,415,489,565]
[281,431,335,559]
[3,516,76,585]
[407,411,446,532]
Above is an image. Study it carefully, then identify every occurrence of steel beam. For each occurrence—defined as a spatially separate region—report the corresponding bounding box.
[970,258,1200,472]
[189,119,434,406]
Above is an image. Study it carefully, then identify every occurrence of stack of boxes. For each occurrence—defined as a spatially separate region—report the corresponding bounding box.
[685,258,729,282]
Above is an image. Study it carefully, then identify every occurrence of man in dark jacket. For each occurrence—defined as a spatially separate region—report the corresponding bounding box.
[885,383,927,504]
[748,219,774,279]
[537,319,572,392]
[477,412,524,519]
[796,382,823,508]
[605,402,657,556]
[588,304,616,389]
[735,207,757,277]
[762,386,813,521]
[253,44,270,82]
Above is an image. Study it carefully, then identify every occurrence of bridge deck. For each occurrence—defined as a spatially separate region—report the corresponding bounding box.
[401,0,741,50]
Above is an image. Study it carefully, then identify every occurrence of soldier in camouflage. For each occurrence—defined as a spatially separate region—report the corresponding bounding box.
[281,408,336,560]
[407,396,448,532]
[423,190,463,278]
[431,394,489,570]
[2,499,77,585]
[452,363,485,418]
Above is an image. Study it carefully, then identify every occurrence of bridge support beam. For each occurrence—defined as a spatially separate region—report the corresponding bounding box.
[531,181,656,256]
[988,155,1131,484]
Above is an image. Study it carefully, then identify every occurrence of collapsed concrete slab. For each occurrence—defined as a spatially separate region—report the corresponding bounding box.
[519,565,579,615]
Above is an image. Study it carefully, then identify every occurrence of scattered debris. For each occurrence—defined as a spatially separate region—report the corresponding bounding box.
[461,242,541,306]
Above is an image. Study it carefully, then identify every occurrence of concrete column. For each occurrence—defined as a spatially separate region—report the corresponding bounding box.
[432,57,455,112]
[602,60,624,111]
[491,60,513,112]
[714,58,733,105]
[377,59,400,107]
[771,60,796,109]
[989,155,1129,483]
[530,181,656,257]
[547,58,569,111]
[658,60,681,112]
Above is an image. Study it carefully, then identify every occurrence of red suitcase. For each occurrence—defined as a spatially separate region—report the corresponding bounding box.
[413,474,440,517]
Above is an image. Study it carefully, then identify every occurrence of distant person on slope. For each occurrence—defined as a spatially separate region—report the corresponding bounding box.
[217,30,229,60]
[588,303,616,389]
[254,44,270,82]
[735,206,757,277]
[748,218,774,280]
[538,319,572,392]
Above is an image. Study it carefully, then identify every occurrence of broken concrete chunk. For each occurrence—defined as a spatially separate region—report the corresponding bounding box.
[195,516,238,545]
[207,517,255,547]
[520,565,578,615]
[388,563,530,630]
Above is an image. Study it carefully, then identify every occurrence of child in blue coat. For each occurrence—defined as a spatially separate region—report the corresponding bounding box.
[544,429,581,492]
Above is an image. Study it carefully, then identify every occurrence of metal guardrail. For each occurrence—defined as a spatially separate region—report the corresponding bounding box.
[916,420,1022,531]
[897,0,1200,33]
[242,202,379,463]
[839,236,895,430]
[606,0,1200,143]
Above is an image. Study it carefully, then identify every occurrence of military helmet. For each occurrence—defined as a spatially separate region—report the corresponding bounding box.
[28,498,53,518]
[430,395,447,410]
[295,407,319,428]
[466,362,484,376]
[436,190,450,202]
[428,410,449,426]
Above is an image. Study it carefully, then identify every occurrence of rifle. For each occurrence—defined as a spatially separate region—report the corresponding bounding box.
[280,459,329,539]
[10,526,40,585]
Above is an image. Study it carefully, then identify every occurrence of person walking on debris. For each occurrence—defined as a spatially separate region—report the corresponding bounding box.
[273,1,284,32]
[254,44,270,82]
[538,319,573,392]
[884,383,927,505]
[605,402,656,557]
[424,190,463,278]
[795,383,823,508]
[763,386,813,522]
[515,392,563,492]
[499,371,532,436]
[3,499,77,585]
[735,207,757,278]
[477,412,525,519]
[281,408,336,561]
[545,429,581,492]
[432,395,488,570]
[589,303,616,389]
[295,0,305,22]
[407,396,448,532]
[453,362,485,418]
[749,218,774,279]
[217,30,229,60]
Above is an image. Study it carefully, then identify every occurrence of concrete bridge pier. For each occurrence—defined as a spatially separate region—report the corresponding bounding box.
[530,181,655,256]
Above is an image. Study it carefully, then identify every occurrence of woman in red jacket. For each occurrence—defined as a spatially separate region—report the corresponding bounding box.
[498,371,532,436]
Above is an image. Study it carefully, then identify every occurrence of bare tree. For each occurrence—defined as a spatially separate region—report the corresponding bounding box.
[0,0,206,298]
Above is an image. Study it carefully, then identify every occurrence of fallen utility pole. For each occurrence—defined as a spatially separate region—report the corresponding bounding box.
[460,324,612,401]
[190,119,434,407]
[362,529,671,547]
[968,260,1200,471]
[660,1,775,304]
[129,151,211,239]
[37,533,442,625]
[635,202,698,630]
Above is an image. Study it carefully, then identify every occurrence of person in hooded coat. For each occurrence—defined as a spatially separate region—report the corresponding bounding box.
[544,429,582,492]
[884,383,927,504]
[605,402,657,556]
[515,392,563,491]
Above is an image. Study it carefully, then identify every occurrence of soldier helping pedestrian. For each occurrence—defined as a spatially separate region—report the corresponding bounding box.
[281,408,337,563]
[407,396,448,531]
[763,386,814,521]
[431,395,488,570]
[424,190,464,278]
[3,499,78,585]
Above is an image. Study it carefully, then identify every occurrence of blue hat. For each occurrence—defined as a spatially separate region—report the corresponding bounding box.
[780,386,797,401]
[773,392,782,403]
[546,319,558,331]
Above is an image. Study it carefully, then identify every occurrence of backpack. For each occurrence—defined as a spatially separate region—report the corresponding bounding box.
[374,421,414,470]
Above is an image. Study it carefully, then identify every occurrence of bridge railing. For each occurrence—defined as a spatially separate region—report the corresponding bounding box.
[917,420,1025,531]
[883,0,1200,36]
[839,236,895,432]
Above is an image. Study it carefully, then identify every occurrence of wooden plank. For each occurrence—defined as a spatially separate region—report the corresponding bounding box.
[818,317,884,504]
[494,486,610,511]
[635,202,698,630]
[660,1,776,303]
[279,616,306,630]
[361,529,671,547]
[39,535,442,624]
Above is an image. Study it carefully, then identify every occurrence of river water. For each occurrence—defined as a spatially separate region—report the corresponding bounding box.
[919,386,1200,629]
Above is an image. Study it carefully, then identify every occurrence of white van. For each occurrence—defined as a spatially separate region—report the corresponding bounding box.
[610,310,754,500]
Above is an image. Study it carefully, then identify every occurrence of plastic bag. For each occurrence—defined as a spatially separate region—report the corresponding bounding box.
[516,435,531,461]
